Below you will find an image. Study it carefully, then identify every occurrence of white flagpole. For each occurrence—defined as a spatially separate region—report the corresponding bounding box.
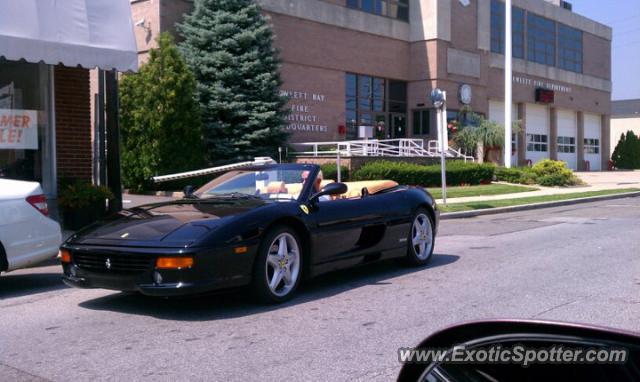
[504,0,513,168]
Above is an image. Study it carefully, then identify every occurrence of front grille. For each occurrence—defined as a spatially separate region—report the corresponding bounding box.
[73,252,154,274]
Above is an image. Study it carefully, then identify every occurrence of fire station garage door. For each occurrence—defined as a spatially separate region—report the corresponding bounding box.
[584,113,602,171]
[525,104,550,165]
[557,109,578,170]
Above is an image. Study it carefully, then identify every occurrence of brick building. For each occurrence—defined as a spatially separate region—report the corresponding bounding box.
[132,0,612,170]
[0,0,137,199]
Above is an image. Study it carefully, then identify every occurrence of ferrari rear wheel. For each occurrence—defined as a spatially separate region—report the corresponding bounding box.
[406,209,435,266]
[252,226,303,303]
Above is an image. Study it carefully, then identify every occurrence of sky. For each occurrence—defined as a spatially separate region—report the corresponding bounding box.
[572,0,640,100]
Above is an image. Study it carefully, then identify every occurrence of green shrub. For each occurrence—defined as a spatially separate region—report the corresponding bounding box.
[531,159,580,186]
[352,160,495,186]
[495,160,580,186]
[320,163,349,181]
[495,166,537,185]
[58,181,114,210]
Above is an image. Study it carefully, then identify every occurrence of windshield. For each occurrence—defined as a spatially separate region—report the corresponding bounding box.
[195,168,313,200]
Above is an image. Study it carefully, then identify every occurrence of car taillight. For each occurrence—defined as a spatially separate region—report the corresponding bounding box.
[26,194,49,216]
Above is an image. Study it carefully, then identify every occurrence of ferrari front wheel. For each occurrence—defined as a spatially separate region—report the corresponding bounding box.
[252,226,303,304]
[405,209,435,266]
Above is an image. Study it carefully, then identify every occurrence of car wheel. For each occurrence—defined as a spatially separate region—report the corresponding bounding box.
[252,226,303,304]
[405,209,435,266]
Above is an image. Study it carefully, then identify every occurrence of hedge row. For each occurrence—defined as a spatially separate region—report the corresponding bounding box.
[320,163,350,181]
[352,160,495,187]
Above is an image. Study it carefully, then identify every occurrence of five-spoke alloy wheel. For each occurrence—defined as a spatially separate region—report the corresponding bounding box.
[253,226,303,303]
[406,209,435,266]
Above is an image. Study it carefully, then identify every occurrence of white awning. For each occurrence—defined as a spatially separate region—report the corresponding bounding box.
[0,0,138,72]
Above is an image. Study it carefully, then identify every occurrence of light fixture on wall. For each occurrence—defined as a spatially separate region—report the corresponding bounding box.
[135,18,151,33]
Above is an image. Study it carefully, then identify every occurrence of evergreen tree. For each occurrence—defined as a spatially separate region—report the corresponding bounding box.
[120,32,204,191]
[612,131,640,169]
[178,0,289,163]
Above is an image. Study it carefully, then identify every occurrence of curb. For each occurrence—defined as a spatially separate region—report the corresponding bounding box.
[440,191,640,220]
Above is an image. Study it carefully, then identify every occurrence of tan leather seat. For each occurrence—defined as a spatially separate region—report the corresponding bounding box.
[284,179,334,197]
[266,181,288,194]
[340,180,399,199]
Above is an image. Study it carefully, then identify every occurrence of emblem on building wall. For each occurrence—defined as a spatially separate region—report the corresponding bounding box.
[459,84,472,105]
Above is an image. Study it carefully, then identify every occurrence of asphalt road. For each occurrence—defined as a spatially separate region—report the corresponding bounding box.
[2,197,640,381]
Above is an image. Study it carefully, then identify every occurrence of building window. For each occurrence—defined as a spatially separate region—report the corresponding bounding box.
[557,136,576,153]
[0,60,54,195]
[490,0,525,58]
[412,110,430,136]
[346,0,409,21]
[584,138,600,154]
[345,73,407,140]
[558,24,582,73]
[527,13,555,66]
[527,134,548,152]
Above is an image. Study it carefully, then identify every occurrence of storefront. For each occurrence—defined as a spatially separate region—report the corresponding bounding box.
[0,0,137,198]
[0,62,55,194]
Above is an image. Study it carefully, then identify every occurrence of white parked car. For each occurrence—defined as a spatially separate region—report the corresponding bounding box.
[0,179,62,273]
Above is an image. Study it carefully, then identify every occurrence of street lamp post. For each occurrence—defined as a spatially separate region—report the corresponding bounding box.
[504,0,513,168]
[431,89,447,205]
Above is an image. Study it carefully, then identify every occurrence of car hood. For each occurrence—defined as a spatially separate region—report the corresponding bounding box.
[68,198,267,247]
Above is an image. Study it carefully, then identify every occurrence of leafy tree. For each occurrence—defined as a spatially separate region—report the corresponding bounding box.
[611,131,640,169]
[451,112,520,162]
[120,32,204,191]
[178,0,289,164]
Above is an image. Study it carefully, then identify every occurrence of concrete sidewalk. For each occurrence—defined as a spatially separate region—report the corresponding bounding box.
[435,170,640,204]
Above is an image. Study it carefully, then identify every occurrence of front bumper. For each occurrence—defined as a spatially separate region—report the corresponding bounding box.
[60,244,256,297]
[62,273,229,297]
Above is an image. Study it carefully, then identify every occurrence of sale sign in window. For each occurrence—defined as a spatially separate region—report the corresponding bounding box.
[0,109,38,150]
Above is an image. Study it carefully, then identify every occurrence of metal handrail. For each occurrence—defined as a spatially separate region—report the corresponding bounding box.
[294,139,439,158]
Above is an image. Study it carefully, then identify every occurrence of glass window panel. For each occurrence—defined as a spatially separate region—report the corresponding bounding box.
[358,97,372,110]
[345,110,357,123]
[346,73,357,97]
[360,113,373,124]
[372,78,385,99]
[373,98,384,112]
[347,0,359,8]
[389,101,406,113]
[358,75,372,98]
[346,97,356,110]
[421,110,430,135]
[413,111,421,135]
[374,0,385,15]
[396,4,409,21]
[361,0,374,12]
[528,13,556,66]
[388,80,406,102]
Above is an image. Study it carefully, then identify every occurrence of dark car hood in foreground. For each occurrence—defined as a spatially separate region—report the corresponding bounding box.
[68,198,269,248]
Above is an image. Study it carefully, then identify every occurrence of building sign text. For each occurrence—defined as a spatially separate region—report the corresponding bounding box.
[0,109,38,150]
[513,75,572,93]
[280,90,328,133]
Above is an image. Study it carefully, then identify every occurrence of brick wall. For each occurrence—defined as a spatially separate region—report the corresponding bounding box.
[55,66,92,187]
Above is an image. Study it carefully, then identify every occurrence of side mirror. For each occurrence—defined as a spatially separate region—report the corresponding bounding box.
[397,320,640,382]
[309,182,347,203]
[183,185,196,199]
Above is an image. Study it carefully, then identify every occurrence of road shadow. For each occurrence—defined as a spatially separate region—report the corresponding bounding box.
[78,253,459,321]
[0,272,68,299]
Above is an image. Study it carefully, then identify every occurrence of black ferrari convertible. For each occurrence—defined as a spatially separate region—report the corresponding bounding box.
[60,163,438,303]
